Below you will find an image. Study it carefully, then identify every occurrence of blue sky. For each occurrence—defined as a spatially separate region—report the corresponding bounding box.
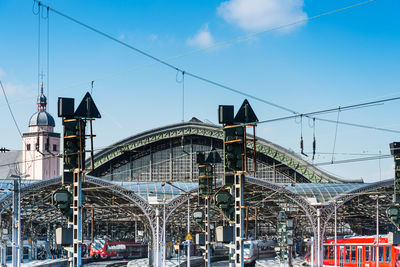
[0,0,399,183]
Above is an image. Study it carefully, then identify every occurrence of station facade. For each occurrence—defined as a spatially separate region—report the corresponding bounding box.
[0,113,395,266]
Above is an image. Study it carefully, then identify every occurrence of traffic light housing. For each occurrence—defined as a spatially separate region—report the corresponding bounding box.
[223,125,245,173]
[53,189,73,223]
[215,190,235,222]
[63,119,86,171]
[193,208,205,230]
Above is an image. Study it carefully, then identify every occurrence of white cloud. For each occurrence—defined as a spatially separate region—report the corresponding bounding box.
[217,0,307,31]
[187,25,214,48]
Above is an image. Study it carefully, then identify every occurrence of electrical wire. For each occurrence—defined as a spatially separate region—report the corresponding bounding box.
[30,0,397,137]
[0,80,22,137]
[33,0,377,118]
[37,2,41,97]
[44,0,378,95]
[46,6,50,111]
[256,96,400,133]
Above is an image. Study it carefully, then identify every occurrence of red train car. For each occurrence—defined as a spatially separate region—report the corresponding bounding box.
[89,239,148,259]
[307,235,400,267]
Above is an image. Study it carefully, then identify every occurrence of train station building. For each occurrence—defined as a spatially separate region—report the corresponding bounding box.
[0,95,395,266]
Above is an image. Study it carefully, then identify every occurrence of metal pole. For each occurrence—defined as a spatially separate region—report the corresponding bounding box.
[234,173,244,267]
[12,178,19,267]
[17,176,21,266]
[317,209,321,267]
[311,237,314,267]
[334,203,337,267]
[205,196,211,267]
[72,171,83,267]
[91,208,94,243]
[135,219,138,243]
[0,214,4,267]
[187,196,190,267]
[229,187,235,267]
[163,202,166,267]
[156,208,160,267]
[376,197,379,267]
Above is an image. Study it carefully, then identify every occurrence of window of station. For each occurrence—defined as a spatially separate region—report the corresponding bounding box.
[365,246,370,262]
[385,246,391,262]
[345,246,350,263]
[26,144,31,151]
[53,144,57,151]
[379,246,384,262]
[351,246,356,263]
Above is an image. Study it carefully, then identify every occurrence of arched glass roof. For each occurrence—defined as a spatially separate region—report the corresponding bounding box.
[283,183,367,204]
[0,178,388,206]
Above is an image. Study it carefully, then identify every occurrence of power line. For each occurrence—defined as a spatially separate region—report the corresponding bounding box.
[48,0,378,94]
[33,0,377,117]
[31,0,396,136]
[257,96,400,133]
[0,80,22,137]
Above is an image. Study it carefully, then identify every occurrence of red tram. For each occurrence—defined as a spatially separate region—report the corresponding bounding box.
[89,239,148,259]
[307,236,400,267]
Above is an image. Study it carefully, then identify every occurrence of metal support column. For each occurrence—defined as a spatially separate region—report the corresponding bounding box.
[155,208,160,267]
[205,196,211,267]
[72,171,83,267]
[187,197,191,267]
[376,197,379,267]
[334,203,337,267]
[0,214,5,267]
[162,203,166,267]
[229,186,235,267]
[12,178,20,267]
[234,173,244,267]
[317,209,321,267]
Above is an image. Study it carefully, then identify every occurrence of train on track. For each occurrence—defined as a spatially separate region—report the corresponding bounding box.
[243,239,276,265]
[305,235,400,267]
[89,239,148,260]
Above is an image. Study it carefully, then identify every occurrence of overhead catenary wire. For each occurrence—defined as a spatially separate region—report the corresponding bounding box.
[45,0,378,95]
[33,0,377,118]
[0,80,22,137]
[30,0,399,137]
[46,6,50,111]
[37,2,41,96]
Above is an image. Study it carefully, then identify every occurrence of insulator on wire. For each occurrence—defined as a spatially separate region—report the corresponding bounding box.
[312,136,316,161]
[300,136,308,157]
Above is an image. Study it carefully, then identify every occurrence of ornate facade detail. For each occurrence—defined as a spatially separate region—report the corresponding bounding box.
[90,122,350,184]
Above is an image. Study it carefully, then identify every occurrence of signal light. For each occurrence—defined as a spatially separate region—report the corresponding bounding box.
[193,208,205,230]
[53,190,73,223]
[224,125,245,173]
[63,119,86,171]
[215,190,235,222]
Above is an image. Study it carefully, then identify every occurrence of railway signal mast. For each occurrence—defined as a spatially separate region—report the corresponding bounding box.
[218,99,258,267]
[387,143,400,245]
[196,149,222,267]
[58,93,101,267]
